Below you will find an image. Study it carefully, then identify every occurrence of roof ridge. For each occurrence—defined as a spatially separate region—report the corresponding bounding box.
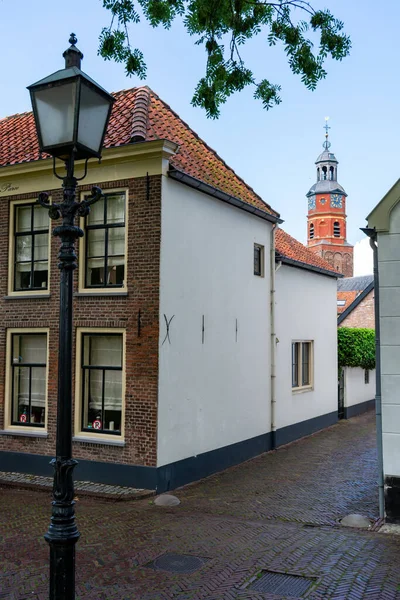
[130,87,150,143]
[0,110,32,122]
[147,88,277,216]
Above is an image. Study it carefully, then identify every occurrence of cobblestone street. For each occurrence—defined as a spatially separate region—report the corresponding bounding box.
[2,411,400,599]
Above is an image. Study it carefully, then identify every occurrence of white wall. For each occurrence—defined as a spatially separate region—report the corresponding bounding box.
[344,368,375,408]
[157,177,272,467]
[378,201,400,477]
[274,265,338,430]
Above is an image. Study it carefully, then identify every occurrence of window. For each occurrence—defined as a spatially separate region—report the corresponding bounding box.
[309,223,314,239]
[80,333,124,435]
[333,221,340,237]
[83,191,126,289]
[254,244,264,276]
[11,202,49,293]
[337,300,346,307]
[8,331,48,427]
[292,341,313,390]
[365,369,370,384]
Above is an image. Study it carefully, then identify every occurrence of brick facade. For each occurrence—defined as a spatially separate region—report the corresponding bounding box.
[338,290,375,329]
[0,174,162,467]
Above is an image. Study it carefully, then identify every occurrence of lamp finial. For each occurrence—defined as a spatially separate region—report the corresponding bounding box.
[63,33,83,69]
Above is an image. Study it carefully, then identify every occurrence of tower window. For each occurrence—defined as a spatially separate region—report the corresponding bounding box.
[309,223,314,239]
[329,166,334,180]
[322,166,327,180]
[317,167,320,181]
[333,221,340,237]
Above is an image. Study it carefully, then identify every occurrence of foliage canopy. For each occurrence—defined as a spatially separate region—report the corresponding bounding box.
[98,0,351,117]
[338,328,376,371]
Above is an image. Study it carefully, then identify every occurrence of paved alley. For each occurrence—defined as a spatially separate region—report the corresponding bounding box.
[1,411,399,599]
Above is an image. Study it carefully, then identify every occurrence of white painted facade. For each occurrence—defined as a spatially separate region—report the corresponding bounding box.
[375,201,400,478]
[274,264,338,430]
[157,177,272,467]
[343,368,375,409]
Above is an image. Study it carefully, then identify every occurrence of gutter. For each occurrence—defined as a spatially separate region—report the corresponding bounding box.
[270,225,278,449]
[276,254,342,279]
[168,168,283,225]
[361,226,384,519]
[337,281,374,325]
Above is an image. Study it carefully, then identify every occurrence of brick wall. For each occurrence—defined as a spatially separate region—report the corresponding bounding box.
[0,174,162,467]
[339,290,375,329]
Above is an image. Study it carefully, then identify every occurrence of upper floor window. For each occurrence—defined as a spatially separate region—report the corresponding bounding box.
[333,221,340,237]
[84,191,126,289]
[254,244,264,277]
[12,202,49,293]
[309,223,314,239]
[9,331,48,428]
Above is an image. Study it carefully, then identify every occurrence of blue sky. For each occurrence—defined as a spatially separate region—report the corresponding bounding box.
[0,0,398,265]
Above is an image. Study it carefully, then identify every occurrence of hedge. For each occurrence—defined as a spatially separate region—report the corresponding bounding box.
[338,327,375,371]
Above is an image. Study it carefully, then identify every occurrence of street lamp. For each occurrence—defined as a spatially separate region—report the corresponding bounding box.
[28,34,114,600]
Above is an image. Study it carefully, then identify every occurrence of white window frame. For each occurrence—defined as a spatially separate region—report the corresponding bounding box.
[8,198,52,297]
[4,328,50,433]
[78,188,129,294]
[292,340,314,392]
[74,327,126,442]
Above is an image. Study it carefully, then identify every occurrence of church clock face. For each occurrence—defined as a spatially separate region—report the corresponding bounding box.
[331,194,343,208]
[308,195,316,210]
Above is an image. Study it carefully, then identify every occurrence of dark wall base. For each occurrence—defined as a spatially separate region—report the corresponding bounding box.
[0,410,338,493]
[385,476,400,524]
[275,411,338,447]
[343,399,375,419]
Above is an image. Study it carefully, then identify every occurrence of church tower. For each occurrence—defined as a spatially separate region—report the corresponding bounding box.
[306,119,353,277]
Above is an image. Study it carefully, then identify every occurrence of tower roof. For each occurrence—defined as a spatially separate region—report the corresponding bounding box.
[315,147,338,164]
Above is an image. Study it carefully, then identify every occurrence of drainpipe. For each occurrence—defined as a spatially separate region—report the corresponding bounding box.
[270,225,280,450]
[361,226,384,518]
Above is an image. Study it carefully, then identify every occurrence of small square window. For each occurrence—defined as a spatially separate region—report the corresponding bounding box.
[254,244,264,277]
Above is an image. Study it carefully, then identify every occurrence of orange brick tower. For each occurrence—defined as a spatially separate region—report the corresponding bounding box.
[306,119,353,277]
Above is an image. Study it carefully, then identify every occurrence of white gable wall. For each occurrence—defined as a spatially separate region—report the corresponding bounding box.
[377,201,400,478]
[157,176,272,467]
[274,265,338,430]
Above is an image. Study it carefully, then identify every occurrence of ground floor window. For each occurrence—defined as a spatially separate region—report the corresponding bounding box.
[79,331,124,436]
[365,369,370,384]
[9,331,47,427]
[292,341,313,390]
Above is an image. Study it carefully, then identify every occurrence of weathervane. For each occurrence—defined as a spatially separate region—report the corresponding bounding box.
[323,116,331,150]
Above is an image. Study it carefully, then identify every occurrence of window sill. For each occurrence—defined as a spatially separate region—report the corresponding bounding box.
[292,386,314,395]
[73,436,125,447]
[0,429,48,438]
[4,294,51,300]
[75,291,128,298]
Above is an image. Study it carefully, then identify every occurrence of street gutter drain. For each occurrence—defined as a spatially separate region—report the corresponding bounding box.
[248,571,315,597]
[147,553,206,574]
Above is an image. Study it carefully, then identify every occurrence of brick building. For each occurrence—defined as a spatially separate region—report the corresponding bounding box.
[0,85,340,491]
[306,123,354,277]
[337,275,375,329]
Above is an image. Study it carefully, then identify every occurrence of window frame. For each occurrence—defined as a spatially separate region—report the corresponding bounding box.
[254,243,265,277]
[4,328,49,433]
[365,369,370,384]
[291,340,314,392]
[333,221,340,238]
[74,327,126,441]
[79,189,128,294]
[8,198,52,297]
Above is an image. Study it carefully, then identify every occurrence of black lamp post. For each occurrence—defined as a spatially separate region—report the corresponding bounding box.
[27,35,114,600]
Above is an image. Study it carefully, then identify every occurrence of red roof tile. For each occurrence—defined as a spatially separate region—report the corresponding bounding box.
[0,86,277,217]
[275,228,339,275]
[337,291,358,314]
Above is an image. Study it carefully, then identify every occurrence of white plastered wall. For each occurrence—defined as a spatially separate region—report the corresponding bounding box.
[274,264,338,430]
[157,177,272,467]
[378,201,400,477]
[343,368,375,408]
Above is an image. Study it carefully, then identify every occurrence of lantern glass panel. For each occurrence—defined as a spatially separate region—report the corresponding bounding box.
[35,82,77,148]
[78,82,110,154]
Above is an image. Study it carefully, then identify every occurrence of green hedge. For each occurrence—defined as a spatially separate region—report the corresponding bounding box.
[338,327,375,370]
